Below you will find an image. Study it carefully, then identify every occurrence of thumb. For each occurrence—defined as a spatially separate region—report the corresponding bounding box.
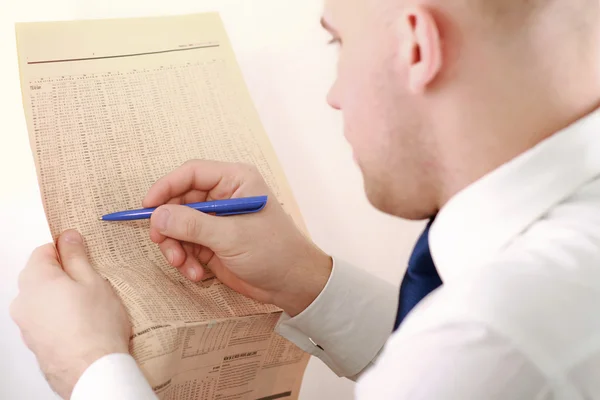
[56,230,100,284]
[151,204,234,248]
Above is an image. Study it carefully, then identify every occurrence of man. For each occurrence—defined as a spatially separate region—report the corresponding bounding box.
[10,0,600,398]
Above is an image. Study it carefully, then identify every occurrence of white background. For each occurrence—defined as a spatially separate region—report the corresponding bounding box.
[0,0,422,398]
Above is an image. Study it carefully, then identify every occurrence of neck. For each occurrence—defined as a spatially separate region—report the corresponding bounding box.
[433,64,600,210]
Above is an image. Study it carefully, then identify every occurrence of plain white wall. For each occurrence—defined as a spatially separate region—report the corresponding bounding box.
[0,0,425,398]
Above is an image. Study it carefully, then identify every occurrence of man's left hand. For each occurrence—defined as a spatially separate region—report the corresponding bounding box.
[10,229,131,399]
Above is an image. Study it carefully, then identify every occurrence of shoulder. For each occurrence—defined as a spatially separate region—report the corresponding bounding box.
[356,180,600,399]
[357,253,600,400]
[418,252,600,367]
[356,307,548,399]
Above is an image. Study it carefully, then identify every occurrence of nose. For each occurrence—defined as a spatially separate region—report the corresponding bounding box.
[327,80,341,110]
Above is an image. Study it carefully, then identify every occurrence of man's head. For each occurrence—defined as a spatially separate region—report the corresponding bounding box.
[322,0,600,219]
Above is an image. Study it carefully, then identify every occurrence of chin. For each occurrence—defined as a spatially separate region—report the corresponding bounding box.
[362,175,435,221]
[355,163,388,211]
[362,176,397,216]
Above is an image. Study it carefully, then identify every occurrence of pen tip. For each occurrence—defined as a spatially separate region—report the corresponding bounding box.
[98,217,103,221]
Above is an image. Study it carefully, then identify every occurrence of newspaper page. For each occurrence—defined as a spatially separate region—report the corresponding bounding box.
[15,13,310,400]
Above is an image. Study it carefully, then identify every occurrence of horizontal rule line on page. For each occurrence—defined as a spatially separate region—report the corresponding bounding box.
[27,44,221,65]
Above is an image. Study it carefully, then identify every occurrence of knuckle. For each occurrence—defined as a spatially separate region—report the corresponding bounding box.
[17,266,34,291]
[31,244,48,259]
[231,162,244,172]
[185,215,200,240]
[17,268,27,287]
[9,299,22,325]
[182,159,198,168]
[247,163,260,176]
[180,159,201,176]
[234,162,256,175]
[233,163,265,188]
[31,244,57,265]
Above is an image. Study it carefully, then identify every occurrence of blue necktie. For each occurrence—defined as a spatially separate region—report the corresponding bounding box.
[393,219,442,331]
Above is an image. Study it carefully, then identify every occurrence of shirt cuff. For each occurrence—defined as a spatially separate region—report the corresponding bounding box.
[275,257,398,377]
[71,353,157,400]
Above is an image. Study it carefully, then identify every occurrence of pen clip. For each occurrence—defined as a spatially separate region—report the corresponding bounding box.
[214,201,267,216]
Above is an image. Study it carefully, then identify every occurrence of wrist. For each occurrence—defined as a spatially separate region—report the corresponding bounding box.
[80,345,129,376]
[276,249,333,317]
[57,346,129,399]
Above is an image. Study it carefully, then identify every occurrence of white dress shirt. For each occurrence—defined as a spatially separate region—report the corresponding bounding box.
[72,107,600,399]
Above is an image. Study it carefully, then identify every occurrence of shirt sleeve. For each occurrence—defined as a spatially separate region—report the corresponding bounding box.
[275,257,398,379]
[71,353,157,400]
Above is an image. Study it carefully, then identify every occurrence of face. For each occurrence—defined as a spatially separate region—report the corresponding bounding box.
[322,0,443,219]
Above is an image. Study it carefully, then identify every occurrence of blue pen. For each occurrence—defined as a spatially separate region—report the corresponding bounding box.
[100,195,268,221]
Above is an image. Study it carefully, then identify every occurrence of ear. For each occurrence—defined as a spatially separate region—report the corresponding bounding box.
[399,6,442,94]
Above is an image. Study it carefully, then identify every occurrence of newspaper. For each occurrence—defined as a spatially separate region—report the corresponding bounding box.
[15,13,310,400]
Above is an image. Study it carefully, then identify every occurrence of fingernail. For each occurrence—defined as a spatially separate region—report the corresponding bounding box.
[154,208,170,232]
[63,230,82,244]
[188,267,197,281]
[165,249,174,265]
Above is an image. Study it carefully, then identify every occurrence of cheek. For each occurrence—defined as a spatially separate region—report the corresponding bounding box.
[338,51,392,161]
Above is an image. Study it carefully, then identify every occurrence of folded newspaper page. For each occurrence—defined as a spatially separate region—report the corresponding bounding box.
[15,12,310,400]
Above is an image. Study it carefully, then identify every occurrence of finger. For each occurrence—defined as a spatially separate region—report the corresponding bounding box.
[150,204,236,249]
[18,244,64,290]
[197,245,215,266]
[9,300,35,352]
[167,197,183,205]
[165,191,210,206]
[56,230,100,284]
[178,245,205,282]
[158,238,186,267]
[181,241,200,258]
[151,194,208,244]
[9,296,24,327]
[149,225,167,244]
[143,160,255,208]
[181,190,210,205]
[143,160,224,207]
[177,242,214,269]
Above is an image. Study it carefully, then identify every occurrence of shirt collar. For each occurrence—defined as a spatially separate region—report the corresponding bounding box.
[429,108,600,283]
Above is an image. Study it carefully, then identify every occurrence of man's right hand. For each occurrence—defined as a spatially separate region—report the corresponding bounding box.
[143,160,332,317]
